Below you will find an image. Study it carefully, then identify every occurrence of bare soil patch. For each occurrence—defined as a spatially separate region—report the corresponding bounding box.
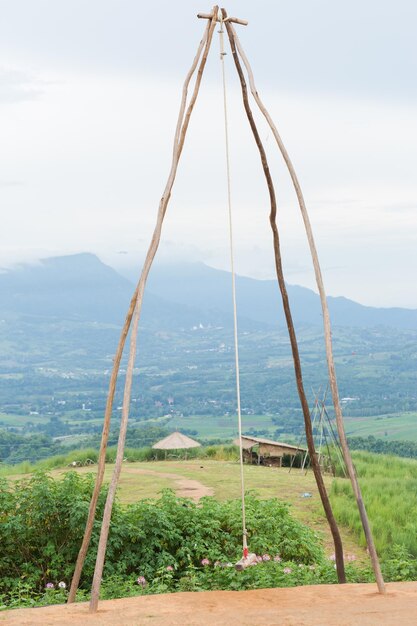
[2,582,417,626]
[122,467,214,500]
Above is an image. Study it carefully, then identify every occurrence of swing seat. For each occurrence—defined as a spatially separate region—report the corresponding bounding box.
[235,552,257,571]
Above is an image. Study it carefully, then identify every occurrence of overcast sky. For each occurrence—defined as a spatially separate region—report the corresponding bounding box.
[1,0,417,307]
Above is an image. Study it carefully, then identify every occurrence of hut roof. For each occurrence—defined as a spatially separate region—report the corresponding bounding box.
[152,431,201,450]
[233,435,306,453]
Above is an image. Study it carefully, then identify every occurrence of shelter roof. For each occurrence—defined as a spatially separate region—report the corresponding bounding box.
[152,431,201,450]
[233,435,306,453]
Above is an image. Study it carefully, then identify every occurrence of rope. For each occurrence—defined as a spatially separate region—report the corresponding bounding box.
[218,13,248,557]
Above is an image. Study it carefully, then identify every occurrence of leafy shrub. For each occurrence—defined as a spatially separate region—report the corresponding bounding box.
[204,445,239,461]
[107,490,324,582]
[0,471,108,596]
[0,473,324,606]
[348,436,417,460]
[381,545,417,582]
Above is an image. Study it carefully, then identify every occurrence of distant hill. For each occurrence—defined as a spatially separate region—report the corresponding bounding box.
[0,254,258,330]
[1,253,417,330]
[145,261,417,330]
[0,253,132,323]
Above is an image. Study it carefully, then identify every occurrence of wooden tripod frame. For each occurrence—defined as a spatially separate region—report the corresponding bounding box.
[68,6,385,612]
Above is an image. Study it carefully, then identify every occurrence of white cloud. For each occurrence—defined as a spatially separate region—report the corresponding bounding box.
[0,66,44,104]
[1,3,416,308]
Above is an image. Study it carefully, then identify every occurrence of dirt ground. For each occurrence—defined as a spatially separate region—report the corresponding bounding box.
[2,582,417,626]
[121,467,214,500]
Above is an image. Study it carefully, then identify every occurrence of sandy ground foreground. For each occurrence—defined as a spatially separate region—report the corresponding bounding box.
[1,582,417,626]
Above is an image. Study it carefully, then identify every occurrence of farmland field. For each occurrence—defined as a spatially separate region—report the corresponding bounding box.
[163,414,279,439]
[0,412,49,426]
[343,412,417,442]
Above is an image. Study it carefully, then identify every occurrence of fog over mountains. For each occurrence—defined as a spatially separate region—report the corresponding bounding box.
[1,253,417,330]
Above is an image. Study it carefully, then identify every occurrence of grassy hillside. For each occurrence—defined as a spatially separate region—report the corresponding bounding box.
[330,451,417,557]
[7,448,417,563]
[343,412,417,442]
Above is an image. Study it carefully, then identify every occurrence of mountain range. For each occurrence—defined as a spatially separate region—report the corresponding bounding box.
[1,253,417,439]
[1,253,417,330]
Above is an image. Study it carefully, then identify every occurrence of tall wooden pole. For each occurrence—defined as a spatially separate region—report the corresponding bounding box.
[228,21,385,593]
[87,8,219,612]
[68,8,218,607]
[68,283,143,603]
[223,12,346,584]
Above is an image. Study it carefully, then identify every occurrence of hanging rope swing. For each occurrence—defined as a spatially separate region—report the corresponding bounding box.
[218,12,257,571]
[68,6,385,612]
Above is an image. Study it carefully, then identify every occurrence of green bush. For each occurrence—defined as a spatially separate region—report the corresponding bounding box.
[0,471,108,596]
[189,559,374,591]
[108,490,324,582]
[0,472,324,606]
[381,545,417,582]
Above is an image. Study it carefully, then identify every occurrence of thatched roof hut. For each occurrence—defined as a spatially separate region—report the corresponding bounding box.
[152,431,201,450]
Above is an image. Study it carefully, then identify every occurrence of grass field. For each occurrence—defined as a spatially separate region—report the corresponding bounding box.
[343,412,417,442]
[156,411,417,444]
[163,414,280,439]
[0,412,49,426]
[3,409,417,444]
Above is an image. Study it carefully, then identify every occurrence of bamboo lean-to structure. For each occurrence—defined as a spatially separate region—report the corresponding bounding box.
[69,6,384,611]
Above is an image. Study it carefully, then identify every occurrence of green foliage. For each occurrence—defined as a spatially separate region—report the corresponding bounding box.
[381,545,417,582]
[99,575,146,600]
[0,473,327,607]
[0,581,89,611]
[188,559,374,592]
[0,471,108,596]
[113,490,323,580]
[0,429,62,465]
[348,435,417,460]
[204,445,239,461]
[0,446,116,475]
[0,443,240,476]
[0,425,173,466]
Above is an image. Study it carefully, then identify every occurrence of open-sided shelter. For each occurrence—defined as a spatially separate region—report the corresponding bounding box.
[233,435,306,467]
[152,431,201,457]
